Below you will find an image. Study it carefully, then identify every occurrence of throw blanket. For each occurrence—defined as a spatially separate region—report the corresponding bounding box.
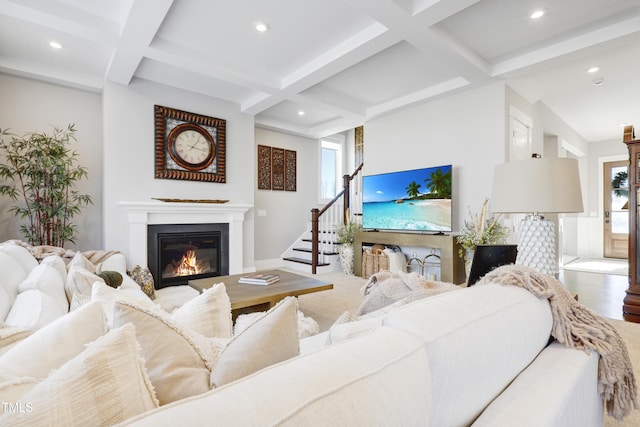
[357,271,458,316]
[478,264,638,421]
[3,239,120,264]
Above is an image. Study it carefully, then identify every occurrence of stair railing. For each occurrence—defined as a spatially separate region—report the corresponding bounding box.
[310,163,363,274]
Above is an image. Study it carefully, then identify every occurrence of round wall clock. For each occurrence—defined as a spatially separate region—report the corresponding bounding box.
[167,123,215,171]
[154,105,226,183]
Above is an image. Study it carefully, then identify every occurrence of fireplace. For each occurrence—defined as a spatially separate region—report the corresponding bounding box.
[147,223,229,288]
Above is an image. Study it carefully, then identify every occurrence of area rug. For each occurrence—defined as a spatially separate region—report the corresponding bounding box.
[563,258,628,276]
[296,269,640,426]
[296,271,365,332]
[606,319,640,427]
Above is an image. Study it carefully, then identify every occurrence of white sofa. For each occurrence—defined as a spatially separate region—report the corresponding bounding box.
[0,242,603,426]
[121,283,602,427]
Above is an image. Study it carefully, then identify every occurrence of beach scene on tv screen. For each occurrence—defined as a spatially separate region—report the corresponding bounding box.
[362,165,452,232]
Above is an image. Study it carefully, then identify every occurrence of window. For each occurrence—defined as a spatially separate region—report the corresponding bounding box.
[320,138,343,201]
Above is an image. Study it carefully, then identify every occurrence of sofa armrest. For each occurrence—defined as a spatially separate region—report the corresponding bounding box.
[472,342,603,427]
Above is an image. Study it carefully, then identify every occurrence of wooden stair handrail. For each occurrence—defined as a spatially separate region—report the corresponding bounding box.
[310,162,363,273]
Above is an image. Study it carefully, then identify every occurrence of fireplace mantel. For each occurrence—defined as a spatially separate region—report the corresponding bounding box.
[119,201,252,274]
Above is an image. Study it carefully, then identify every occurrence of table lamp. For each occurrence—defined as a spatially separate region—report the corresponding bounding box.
[491,155,584,276]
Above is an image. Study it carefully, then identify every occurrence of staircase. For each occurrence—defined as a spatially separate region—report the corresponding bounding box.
[282,225,341,274]
[281,163,363,274]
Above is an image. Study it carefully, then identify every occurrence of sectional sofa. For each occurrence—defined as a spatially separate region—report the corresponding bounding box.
[0,241,609,426]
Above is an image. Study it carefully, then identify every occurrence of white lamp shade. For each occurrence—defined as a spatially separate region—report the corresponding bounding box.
[491,157,584,214]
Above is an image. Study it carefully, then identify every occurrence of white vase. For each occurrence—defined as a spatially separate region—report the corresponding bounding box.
[339,243,355,275]
[464,248,475,282]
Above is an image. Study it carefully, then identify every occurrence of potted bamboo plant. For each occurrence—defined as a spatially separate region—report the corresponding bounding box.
[0,124,93,247]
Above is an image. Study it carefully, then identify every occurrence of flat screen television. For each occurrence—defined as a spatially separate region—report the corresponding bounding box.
[362,164,452,233]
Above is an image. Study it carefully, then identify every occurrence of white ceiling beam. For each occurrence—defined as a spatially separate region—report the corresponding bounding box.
[0,0,118,44]
[0,57,103,92]
[492,15,640,76]
[106,0,174,85]
[366,76,470,118]
[352,0,492,81]
[145,39,280,95]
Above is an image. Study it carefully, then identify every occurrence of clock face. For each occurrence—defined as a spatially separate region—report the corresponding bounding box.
[167,123,215,171]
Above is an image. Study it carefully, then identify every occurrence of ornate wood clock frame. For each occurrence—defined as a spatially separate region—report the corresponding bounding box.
[154,105,226,183]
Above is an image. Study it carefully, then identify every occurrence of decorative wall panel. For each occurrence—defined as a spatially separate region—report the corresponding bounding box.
[257,145,272,190]
[256,145,296,192]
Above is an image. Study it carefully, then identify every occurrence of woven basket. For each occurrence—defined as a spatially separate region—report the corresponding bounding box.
[362,247,390,279]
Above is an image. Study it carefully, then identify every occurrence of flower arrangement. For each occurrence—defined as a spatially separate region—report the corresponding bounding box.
[335,220,362,245]
[456,198,509,258]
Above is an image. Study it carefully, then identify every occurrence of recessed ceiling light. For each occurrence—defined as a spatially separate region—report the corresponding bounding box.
[49,41,63,49]
[530,10,545,19]
[255,22,270,32]
[297,110,305,116]
[587,67,599,73]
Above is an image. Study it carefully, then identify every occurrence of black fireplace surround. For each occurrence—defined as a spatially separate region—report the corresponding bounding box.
[147,223,229,289]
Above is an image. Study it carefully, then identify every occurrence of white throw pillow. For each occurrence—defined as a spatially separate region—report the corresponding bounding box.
[4,290,66,330]
[210,297,300,388]
[172,282,232,338]
[0,244,38,275]
[0,324,158,426]
[112,301,223,405]
[39,255,67,282]
[235,309,319,339]
[0,301,107,379]
[18,263,68,313]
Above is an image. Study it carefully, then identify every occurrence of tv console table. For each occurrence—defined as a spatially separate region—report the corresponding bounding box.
[353,230,466,284]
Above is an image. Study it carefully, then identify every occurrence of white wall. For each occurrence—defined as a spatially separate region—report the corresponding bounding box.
[102,79,256,269]
[254,127,320,263]
[0,74,102,251]
[363,83,507,231]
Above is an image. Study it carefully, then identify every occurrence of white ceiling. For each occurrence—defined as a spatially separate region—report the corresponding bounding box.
[1,0,640,142]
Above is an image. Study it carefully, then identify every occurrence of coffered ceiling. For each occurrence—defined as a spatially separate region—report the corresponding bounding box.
[1,0,639,142]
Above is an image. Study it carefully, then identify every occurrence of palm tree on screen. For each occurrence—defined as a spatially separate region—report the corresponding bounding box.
[425,168,451,199]
[405,181,421,198]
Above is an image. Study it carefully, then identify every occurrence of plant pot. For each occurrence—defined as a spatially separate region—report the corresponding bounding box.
[339,243,355,275]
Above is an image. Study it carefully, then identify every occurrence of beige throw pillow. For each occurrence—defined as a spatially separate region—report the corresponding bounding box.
[172,282,232,338]
[0,374,38,413]
[91,281,156,326]
[67,251,96,273]
[112,301,222,405]
[0,324,158,426]
[65,266,104,304]
[210,297,300,388]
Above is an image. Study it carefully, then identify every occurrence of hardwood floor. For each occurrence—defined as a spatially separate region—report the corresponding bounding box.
[559,268,629,321]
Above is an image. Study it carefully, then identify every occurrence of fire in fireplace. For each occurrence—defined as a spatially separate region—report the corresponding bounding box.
[147,223,229,288]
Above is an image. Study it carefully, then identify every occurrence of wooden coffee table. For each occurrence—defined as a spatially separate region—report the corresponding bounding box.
[188,269,333,316]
